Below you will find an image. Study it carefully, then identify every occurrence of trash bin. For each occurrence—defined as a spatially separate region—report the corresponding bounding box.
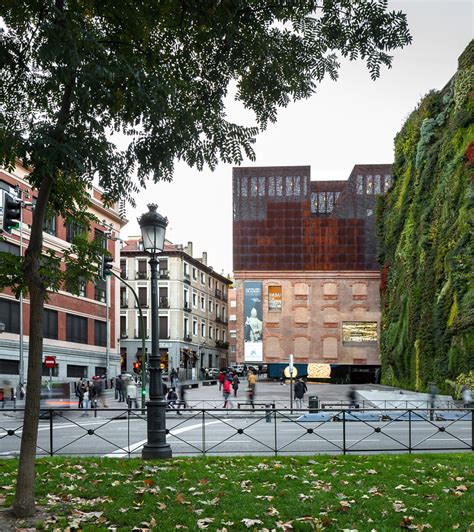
[308,395,319,413]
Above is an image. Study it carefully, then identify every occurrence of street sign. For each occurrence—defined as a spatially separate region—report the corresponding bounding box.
[44,356,56,368]
[284,366,297,378]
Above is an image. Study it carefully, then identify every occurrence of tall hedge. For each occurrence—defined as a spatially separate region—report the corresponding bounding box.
[377,41,474,393]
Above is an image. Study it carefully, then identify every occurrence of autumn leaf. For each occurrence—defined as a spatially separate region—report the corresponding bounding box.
[241,518,263,528]
[266,506,280,516]
[197,517,214,529]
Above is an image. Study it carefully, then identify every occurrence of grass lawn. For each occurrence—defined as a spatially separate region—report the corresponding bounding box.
[0,454,472,530]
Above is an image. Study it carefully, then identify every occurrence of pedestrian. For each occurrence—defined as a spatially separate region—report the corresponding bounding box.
[167,388,178,409]
[428,382,438,420]
[127,379,138,409]
[462,385,472,408]
[89,381,97,410]
[223,377,233,409]
[280,369,285,386]
[294,378,308,409]
[232,374,240,397]
[205,367,210,380]
[218,370,225,391]
[81,386,90,416]
[170,368,179,389]
[177,385,187,415]
[247,369,257,392]
[243,364,248,374]
[246,387,255,410]
[116,375,124,402]
[96,376,108,407]
[76,379,85,409]
[347,386,357,409]
[258,365,263,380]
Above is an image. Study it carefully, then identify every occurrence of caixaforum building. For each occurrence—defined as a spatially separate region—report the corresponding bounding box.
[232,164,392,382]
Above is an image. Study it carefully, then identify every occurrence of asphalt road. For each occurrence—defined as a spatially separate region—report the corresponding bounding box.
[0,409,471,457]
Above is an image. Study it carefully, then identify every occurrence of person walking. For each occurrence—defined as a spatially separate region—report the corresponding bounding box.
[167,388,178,410]
[76,379,85,409]
[347,386,357,410]
[232,374,240,397]
[223,377,233,409]
[247,369,257,392]
[462,384,472,409]
[177,385,187,415]
[127,379,138,409]
[89,381,97,410]
[294,378,308,409]
[116,375,125,402]
[428,382,438,421]
[81,386,90,416]
[218,370,225,391]
[170,368,179,389]
[246,387,255,410]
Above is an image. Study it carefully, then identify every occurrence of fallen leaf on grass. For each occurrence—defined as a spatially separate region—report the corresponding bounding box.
[241,518,263,528]
[197,517,214,529]
[454,485,468,492]
[256,495,274,501]
[366,469,377,475]
[276,520,293,530]
[393,501,407,513]
[266,506,279,516]
[157,502,167,510]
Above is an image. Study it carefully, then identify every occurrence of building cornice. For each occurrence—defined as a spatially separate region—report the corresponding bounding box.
[233,270,381,280]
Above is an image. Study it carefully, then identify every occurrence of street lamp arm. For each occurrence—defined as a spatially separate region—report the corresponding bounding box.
[111,271,147,409]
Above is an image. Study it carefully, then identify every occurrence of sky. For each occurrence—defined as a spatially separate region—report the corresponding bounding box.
[123,0,473,276]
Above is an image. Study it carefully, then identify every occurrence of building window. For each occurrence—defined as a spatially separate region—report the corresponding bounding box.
[201,272,205,284]
[120,259,127,279]
[193,319,198,336]
[192,291,197,308]
[258,176,265,196]
[138,287,147,307]
[95,366,107,377]
[0,359,19,375]
[138,316,148,338]
[42,362,59,377]
[327,192,334,213]
[222,330,226,343]
[357,175,363,195]
[94,278,106,302]
[43,215,56,236]
[268,176,275,196]
[342,322,378,343]
[94,228,107,250]
[318,192,326,214]
[136,260,147,279]
[200,295,205,311]
[66,314,88,344]
[209,325,213,339]
[366,175,373,194]
[184,289,189,306]
[43,309,58,340]
[65,222,84,243]
[293,176,301,196]
[208,298,213,312]
[310,192,317,214]
[201,321,206,337]
[184,262,189,276]
[192,267,197,281]
[374,175,381,194]
[94,320,107,347]
[0,299,20,333]
[335,191,341,203]
[285,176,293,196]
[67,365,87,378]
[120,287,127,307]
[250,176,257,196]
[241,176,248,197]
[0,241,20,256]
[384,174,392,191]
[184,317,189,336]
[120,316,127,338]
[367,209,373,217]
[159,316,168,339]
[276,176,283,196]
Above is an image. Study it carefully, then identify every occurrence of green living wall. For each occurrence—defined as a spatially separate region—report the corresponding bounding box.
[377,41,474,393]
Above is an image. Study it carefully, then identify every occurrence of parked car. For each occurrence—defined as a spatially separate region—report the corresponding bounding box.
[230,364,245,376]
[207,368,220,379]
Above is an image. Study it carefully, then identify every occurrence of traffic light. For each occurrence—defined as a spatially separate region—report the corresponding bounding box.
[1,191,21,234]
[133,354,142,373]
[100,255,113,280]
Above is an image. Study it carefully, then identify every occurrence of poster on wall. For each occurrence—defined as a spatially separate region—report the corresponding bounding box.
[268,286,282,310]
[244,281,263,362]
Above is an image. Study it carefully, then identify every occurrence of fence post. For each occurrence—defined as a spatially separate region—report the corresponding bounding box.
[127,407,130,458]
[49,410,54,456]
[471,407,473,452]
[342,410,346,455]
[202,410,206,456]
[408,409,412,454]
[274,409,278,456]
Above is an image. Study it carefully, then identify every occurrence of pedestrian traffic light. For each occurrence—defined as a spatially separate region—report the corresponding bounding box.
[1,191,21,234]
[133,362,140,373]
[100,255,113,280]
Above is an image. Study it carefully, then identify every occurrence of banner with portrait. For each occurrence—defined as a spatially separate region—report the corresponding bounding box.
[244,281,263,362]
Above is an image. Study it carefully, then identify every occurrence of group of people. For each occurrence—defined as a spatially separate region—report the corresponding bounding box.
[218,368,258,409]
[75,377,107,415]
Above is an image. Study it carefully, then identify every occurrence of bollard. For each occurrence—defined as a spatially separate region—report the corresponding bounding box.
[265,404,272,423]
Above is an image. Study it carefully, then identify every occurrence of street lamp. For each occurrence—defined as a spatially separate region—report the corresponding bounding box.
[138,204,172,460]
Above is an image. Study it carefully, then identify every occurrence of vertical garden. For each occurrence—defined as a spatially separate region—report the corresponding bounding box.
[377,41,473,393]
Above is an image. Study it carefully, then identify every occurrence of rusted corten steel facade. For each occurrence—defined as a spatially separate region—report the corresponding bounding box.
[232,164,392,376]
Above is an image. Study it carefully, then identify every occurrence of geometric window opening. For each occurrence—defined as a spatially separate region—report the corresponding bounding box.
[357,175,363,195]
[366,175,373,194]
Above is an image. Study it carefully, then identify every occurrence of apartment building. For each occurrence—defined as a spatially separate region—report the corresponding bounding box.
[233,164,392,382]
[119,239,231,377]
[0,163,126,383]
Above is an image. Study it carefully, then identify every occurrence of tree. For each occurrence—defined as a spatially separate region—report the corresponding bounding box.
[0,0,411,517]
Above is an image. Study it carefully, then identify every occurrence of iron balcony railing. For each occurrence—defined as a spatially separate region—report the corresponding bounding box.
[0,407,471,458]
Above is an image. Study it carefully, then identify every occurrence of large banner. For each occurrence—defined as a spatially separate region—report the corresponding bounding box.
[244,281,263,362]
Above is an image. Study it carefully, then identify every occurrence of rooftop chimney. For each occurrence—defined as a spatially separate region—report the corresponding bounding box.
[185,241,193,257]
[202,251,207,266]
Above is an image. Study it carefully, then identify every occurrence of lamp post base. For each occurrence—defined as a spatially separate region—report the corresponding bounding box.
[142,442,172,460]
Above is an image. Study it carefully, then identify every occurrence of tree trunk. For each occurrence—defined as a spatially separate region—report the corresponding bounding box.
[12,174,54,517]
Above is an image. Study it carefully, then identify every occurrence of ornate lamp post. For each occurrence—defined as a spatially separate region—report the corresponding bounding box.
[138,204,172,459]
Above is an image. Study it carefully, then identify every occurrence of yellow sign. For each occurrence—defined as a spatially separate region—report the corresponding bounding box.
[284,366,298,378]
[307,363,331,379]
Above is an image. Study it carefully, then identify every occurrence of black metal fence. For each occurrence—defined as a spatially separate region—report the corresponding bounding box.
[0,407,471,457]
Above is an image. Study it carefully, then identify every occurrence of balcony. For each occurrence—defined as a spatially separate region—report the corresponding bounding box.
[120,270,128,280]
[135,302,149,309]
[134,329,149,339]
[120,300,128,308]
[135,271,148,280]
[215,316,222,324]
[222,293,228,302]
[183,302,191,312]
[215,288,222,299]
[120,332,128,339]
[183,334,192,342]
[183,272,191,285]
[215,339,229,349]
[160,296,170,308]
[159,269,170,279]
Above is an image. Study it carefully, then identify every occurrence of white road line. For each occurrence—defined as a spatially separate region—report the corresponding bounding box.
[105,420,223,457]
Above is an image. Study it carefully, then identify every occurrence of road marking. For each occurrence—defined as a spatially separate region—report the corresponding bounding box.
[105,420,223,457]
